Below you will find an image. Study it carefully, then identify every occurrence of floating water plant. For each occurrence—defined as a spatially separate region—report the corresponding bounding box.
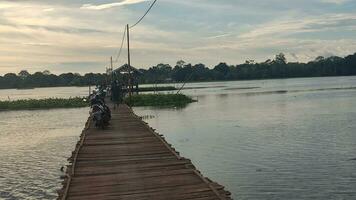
[0,97,88,111]
[124,94,196,107]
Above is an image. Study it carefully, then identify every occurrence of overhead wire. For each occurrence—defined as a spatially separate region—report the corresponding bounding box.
[114,26,127,63]
[129,0,157,29]
[110,0,157,73]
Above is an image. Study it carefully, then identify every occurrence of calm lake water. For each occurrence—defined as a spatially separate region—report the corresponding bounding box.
[0,86,92,101]
[1,76,356,199]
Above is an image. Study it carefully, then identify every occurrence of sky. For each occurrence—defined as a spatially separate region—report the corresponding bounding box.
[0,0,356,75]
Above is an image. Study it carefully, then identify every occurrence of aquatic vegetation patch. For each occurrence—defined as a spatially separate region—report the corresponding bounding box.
[136,86,177,92]
[124,94,196,107]
[0,97,88,111]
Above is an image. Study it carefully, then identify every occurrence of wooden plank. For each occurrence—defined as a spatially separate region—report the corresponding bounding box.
[58,103,231,200]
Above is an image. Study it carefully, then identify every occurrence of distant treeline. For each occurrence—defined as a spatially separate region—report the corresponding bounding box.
[1,52,356,89]
[0,70,108,89]
[138,53,356,83]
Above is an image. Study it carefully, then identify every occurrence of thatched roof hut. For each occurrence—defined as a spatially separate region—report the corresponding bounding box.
[113,64,141,75]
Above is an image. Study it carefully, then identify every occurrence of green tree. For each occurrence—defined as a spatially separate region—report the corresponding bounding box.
[18,70,30,78]
[274,53,287,65]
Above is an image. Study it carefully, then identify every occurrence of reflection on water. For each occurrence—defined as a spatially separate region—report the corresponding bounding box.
[224,87,261,90]
[0,76,356,200]
[134,76,356,200]
[236,86,356,96]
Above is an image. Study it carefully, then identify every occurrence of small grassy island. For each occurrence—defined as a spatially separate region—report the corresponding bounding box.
[0,94,196,111]
[0,97,88,111]
[135,86,177,92]
[124,94,196,107]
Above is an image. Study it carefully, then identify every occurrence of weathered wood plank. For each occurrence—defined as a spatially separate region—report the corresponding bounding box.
[58,104,231,200]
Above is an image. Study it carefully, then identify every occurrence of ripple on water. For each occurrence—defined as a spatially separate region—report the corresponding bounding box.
[133,77,356,199]
[2,78,356,200]
[0,108,88,200]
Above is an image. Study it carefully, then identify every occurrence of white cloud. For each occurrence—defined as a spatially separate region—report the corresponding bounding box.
[205,33,232,39]
[0,0,356,74]
[43,8,54,12]
[238,13,356,39]
[81,0,149,10]
[319,0,351,4]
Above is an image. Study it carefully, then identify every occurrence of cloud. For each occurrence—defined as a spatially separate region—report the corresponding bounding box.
[81,0,149,10]
[43,7,54,12]
[1,0,356,74]
[319,0,351,4]
[238,13,356,39]
[205,33,232,39]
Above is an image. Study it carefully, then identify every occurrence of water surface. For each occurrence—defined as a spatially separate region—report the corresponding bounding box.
[1,77,356,199]
[0,86,92,101]
[134,76,356,200]
[0,108,88,199]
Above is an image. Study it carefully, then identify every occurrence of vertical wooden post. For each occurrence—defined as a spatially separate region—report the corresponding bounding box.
[106,67,109,86]
[110,56,113,85]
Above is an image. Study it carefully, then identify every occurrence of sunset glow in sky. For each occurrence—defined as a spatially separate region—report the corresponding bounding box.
[0,0,356,74]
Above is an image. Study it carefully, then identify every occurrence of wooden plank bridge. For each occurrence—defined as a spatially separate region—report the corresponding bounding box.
[58,103,232,200]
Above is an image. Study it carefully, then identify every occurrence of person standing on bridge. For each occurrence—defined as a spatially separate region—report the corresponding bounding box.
[111,81,124,104]
[117,82,123,103]
[111,81,119,103]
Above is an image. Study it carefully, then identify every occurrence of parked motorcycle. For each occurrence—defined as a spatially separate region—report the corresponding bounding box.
[90,92,111,129]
